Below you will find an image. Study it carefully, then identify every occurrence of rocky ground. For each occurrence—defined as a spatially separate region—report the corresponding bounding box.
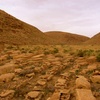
[0,45,100,100]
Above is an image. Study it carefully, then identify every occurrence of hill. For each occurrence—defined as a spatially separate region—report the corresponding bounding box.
[0,10,57,45]
[85,32,100,45]
[45,31,89,45]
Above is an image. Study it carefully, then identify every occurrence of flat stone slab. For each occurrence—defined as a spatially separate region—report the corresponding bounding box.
[87,64,97,71]
[76,89,96,100]
[90,75,100,83]
[0,73,15,82]
[76,76,91,89]
[0,90,15,97]
[26,72,35,78]
[37,80,46,86]
[57,78,66,84]
[0,63,16,75]
[49,92,60,100]
[26,91,40,99]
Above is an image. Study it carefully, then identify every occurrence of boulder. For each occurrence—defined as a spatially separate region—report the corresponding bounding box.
[14,68,22,74]
[37,80,46,86]
[60,72,69,79]
[76,89,96,100]
[90,75,100,83]
[49,92,60,100]
[93,70,100,75]
[0,90,15,97]
[26,72,35,78]
[57,78,66,84]
[0,63,16,75]
[87,64,97,71]
[86,56,96,63]
[76,76,91,89]
[40,74,53,81]
[0,73,15,82]
[26,91,40,99]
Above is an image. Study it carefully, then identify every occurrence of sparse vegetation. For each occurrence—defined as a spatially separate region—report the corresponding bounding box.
[76,49,95,57]
[63,49,69,53]
[0,45,99,100]
[96,53,100,62]
[7,55,13,60]
[51,48,59,54]
[76,49,85,57]
[44,50,50,55]
[6,45,14,49]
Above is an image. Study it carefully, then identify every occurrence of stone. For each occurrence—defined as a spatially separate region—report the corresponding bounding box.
[26,91,40,99]
[79,62,88,66]
[34,67,42,73]
[90,75,100,83]
[37,80,46,86]
[40,74,53,81]
[49,92,60,100]
[57,78,66,84]
[0,73,15,82]
[0,90,15,97]
[19,69,34,76]
[60,89,70,100]
[26,73,35,78]
[33,54,44,58]
[93,70,100,75]
[55,79,66,90]
[47,75,53,81]
[14,68,22,74]
[33,86,43,91]
[0,63,16,75]
[76,76,91,89]
[60,72,69,79]
[60,93,70,100]
[87,56,96,63]
[76,89,96,100]
[13,77,19,81]
[47,97,50,100]
[87,64,97,71]
[0,55,7,61]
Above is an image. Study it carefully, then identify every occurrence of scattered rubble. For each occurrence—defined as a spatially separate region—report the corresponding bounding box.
[0,45,99,100]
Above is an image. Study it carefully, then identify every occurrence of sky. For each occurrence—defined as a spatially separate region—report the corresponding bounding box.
[0,0,100,37]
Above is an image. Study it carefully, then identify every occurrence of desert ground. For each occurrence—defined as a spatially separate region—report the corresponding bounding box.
[0,9,100,100]
[0,44,100,100]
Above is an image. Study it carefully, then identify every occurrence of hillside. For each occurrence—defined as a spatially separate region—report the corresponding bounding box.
[45,31,90,45]
[0,10,57,45]
[85,32,100,45]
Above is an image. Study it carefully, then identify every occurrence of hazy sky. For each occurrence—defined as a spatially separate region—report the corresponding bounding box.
[0,0,100,37]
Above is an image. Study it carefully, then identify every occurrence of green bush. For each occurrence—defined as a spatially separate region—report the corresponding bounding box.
[84,49,94,56]
[44,50,50,55]
[6,45,14,49]
[51,48,59,54]
[63,49,69,53]
[76,50,85,57]
[76,49,94,57]
[96,53,100,62]
[7,55,13,60]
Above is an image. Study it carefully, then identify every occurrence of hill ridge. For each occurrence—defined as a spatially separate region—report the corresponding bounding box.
[45,31,90,45]
[84,32,100,45]
[0,10,57,45]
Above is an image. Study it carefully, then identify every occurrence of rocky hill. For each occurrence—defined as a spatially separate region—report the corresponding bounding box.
[85,32,100,45]
[0,10,57,45]
[45,31,89,45]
